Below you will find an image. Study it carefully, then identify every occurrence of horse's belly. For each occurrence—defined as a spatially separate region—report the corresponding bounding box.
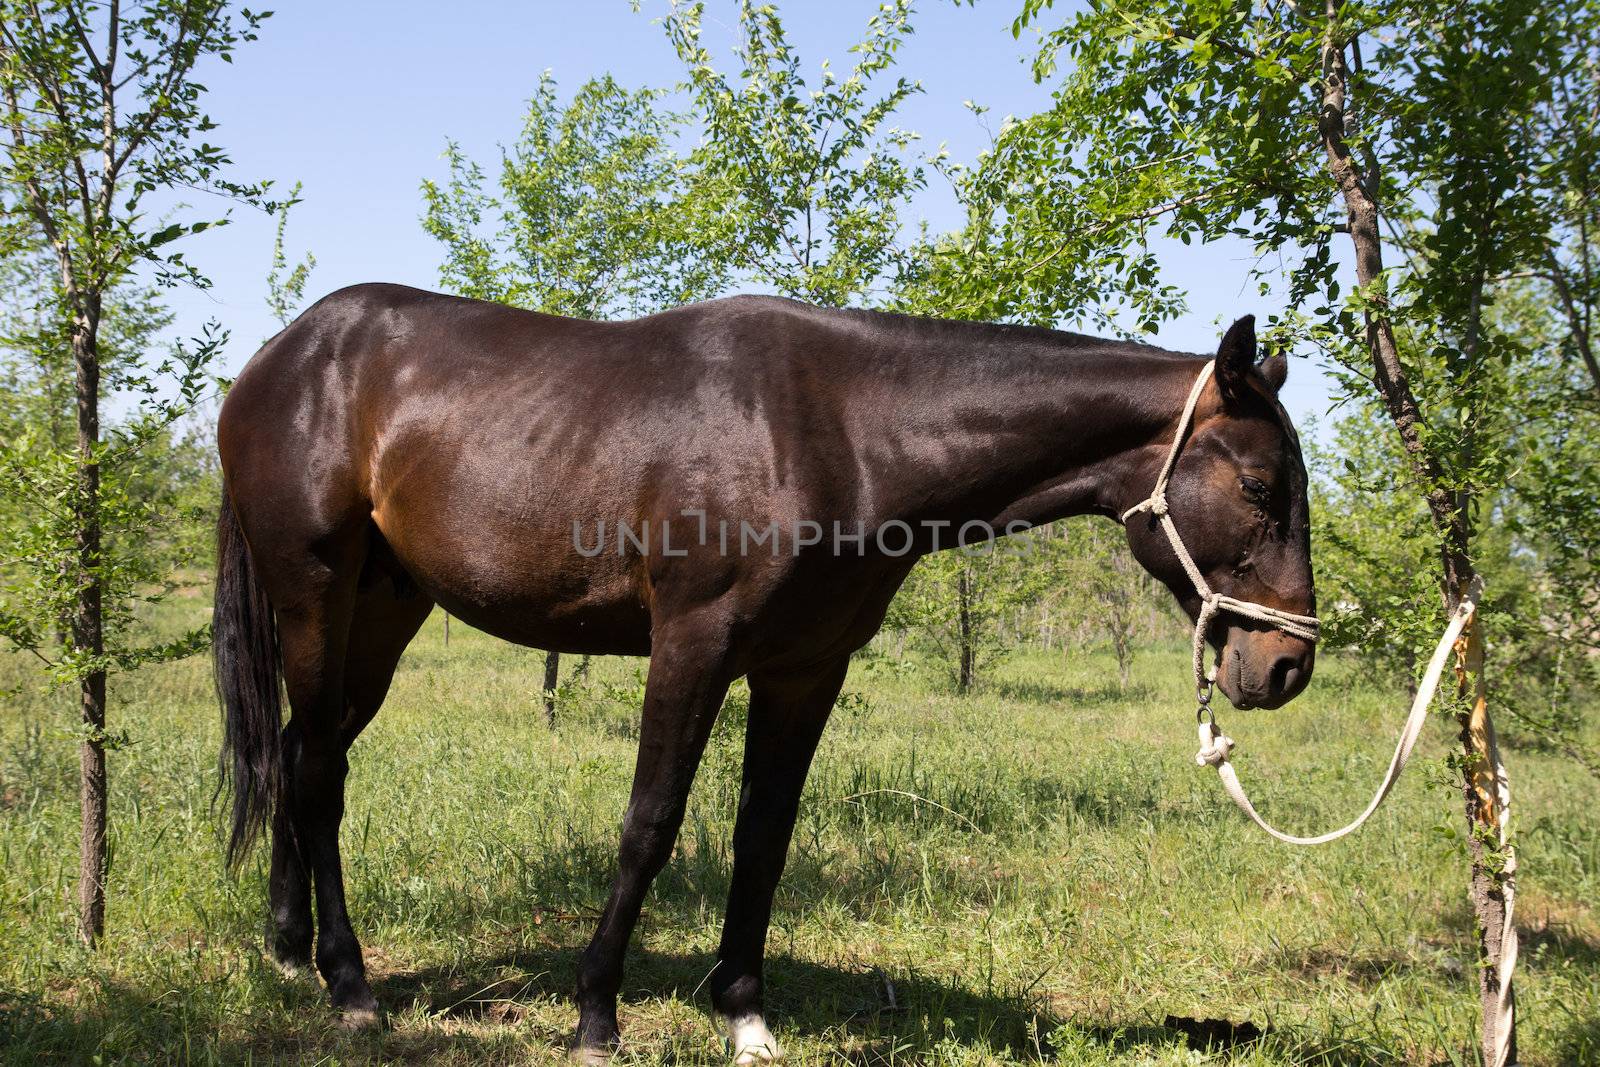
[425,586,653,656]
[372,486,653,656]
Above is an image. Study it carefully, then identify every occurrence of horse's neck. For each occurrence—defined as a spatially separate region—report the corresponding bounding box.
[865,334,1200,534]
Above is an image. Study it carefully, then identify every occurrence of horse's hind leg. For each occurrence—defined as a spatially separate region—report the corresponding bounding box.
[269,570,432,978]
[255,524,389,1025]
[339,573,435,747]
[268,770,313,974]
[710,657,848,1064]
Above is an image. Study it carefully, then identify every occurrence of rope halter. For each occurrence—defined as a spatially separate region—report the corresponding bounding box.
[1120,361,1320,699]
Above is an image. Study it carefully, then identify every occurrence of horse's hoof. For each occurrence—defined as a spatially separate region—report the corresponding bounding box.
[269,953,313,981]
[725,1015,782,1064]
[338,1007,382,1031]
[570,1042,616,1066]
[267,928,313,980]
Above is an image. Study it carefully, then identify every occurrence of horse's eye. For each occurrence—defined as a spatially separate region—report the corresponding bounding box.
[1240,476,1269,501]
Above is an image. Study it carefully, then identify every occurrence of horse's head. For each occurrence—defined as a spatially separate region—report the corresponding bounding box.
[1123,316,1316,711]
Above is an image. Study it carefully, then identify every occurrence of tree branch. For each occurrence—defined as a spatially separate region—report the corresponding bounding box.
[1317,0,1468,594]
[1544,249,1600,397]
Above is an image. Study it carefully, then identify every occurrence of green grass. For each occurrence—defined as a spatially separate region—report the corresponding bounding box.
[2,604,1597,1065]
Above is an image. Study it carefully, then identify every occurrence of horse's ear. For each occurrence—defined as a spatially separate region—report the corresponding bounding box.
[1214,315,1257,402]
[1260,353,1288,393]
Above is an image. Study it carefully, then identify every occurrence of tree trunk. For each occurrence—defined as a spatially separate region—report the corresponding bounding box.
[1320,10,1513,1060]
[1114,630,1131,690]
[1456,614,1517,1067]
[72,317,106,947]
[542,651,560,726]
[957,568,974,693]
[1317,7,1469,589]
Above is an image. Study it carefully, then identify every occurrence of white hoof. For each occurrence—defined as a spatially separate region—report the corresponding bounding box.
[338,1007,381,1031]
[270,955,311,981]
[570,1044,615,1066]
[725,1015,782,1064]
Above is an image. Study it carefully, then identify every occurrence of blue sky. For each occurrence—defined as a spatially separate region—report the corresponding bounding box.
[167,0,1337,425]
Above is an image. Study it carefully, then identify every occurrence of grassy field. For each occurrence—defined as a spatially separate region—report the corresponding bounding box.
[2,604,1597,1066]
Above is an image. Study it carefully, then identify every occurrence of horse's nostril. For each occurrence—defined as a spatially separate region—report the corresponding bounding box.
[1268,654,1302,697]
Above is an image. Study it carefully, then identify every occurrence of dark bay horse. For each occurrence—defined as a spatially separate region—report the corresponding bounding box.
[213,283,1315,1060]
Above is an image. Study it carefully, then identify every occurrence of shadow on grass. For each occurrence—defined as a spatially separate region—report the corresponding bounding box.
[1524,921,1600,1066]
[0,974,524,1066]
[1271,942,1468,988]
[373,943,1397,1067]
[1521,917,1600,974]
[0,940,1417,1066]
[1557,1010,1600,1067]
[987,677,1156,706]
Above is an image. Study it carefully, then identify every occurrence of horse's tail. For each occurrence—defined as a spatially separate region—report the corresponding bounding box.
[214,484,283,869]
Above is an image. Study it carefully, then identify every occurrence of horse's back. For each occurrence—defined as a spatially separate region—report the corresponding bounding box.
[217,285,879,654]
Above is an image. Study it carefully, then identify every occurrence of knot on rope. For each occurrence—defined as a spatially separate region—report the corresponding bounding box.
[1149,495,1169,516]
[1195,722,1234,767]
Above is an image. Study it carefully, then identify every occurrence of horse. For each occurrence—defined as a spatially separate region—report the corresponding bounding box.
[212,283,1316,1061]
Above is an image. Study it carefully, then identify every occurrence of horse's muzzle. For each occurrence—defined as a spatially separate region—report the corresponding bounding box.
[1217,631,1315,710]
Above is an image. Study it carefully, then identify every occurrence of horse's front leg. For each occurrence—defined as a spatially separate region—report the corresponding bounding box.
[709,657,847,1064]
[573,607,736,1062]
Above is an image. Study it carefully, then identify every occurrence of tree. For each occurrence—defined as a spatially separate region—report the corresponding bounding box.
[1498,2,1599,399]
[264,180,314,328]
[423,71,723,318]
[1499,324,1600,773]
[0,0,271,945]
[664,0,925,307]
[1304,399,1441,683]
[0,247,175,651]
[1311,292,1600,774]
[886,536,1044,693]
[977,0,1600,1057]
[1048,519,1170,690]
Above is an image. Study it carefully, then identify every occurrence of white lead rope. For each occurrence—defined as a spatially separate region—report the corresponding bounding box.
[1197,587,1478,844]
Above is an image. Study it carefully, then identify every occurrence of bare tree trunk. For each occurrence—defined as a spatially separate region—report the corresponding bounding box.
[957,567,974,693]
[1113,628,1131,690]
[1320,10,1513,1060]
[542,651,560,726]
[72,316,106,947]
